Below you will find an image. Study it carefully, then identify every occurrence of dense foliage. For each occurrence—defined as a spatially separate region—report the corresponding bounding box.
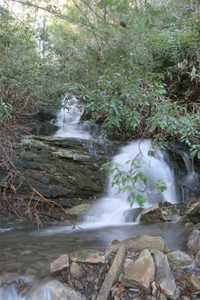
[47,0,200,156]
[0,0,199,220]
[0,0,199,155]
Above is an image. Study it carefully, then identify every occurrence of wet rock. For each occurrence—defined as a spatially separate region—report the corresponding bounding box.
[167,250,192,269]
[153,250,177,299]
[123,207,143,222]
[9,136,108,218]
[121,249,155,289]
[70,249,105,264]
[68,204,91,219]
[97,244,125,300]
[37,106,57,121]
[187,229,200,257]
[140,204,180,223]
[50,254,69,273]
[179,198,200,224]
[178,273,200,291]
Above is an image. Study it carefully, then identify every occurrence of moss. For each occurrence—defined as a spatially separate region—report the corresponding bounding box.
[111,239,120,245]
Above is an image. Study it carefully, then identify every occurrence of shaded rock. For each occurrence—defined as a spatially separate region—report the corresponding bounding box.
[97,244,126,300]
[153,250,177,299]
[179,198,200,224]
[62,258,109,299]
[7,136,109,220]
[140,204,180,223]
[178,273,200,291]
[187,229,200,257]
[70,249,105,264]
[167,250,193,269]
[123,207,143,222]
[121,249,155,289]
[68,204,91,219]
[37,106,57,121]
[50,254,69,273]
[195,250,200,266]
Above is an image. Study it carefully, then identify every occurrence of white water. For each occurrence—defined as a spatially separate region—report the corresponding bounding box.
[84,139,177,225]
[51,96,177,226]
[0,99,178,300]
[52,94,91,139]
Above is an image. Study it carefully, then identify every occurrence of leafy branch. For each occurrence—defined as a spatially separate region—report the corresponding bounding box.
[101,155,167,208]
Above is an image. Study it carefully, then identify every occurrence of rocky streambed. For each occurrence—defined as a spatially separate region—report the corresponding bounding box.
[1,197,200,299]
[1,227,200,300]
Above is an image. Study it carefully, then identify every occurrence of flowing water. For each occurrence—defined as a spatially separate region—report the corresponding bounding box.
[52,94,101,140]
[0,223,189,299]
[84,139,177,225]
[177,150,200,202]
[0,96,191,299]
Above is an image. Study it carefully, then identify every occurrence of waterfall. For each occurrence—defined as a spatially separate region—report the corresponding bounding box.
[177,150,200,202]
[52,94,101,140]
[85,140,177,225]
[0,285,25,300]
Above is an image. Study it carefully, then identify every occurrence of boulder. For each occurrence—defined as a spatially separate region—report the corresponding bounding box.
[121,249,155,289]
[4,136,110,221]
[178,273,200,291]
[167,250,192,269]
[178,198,200,224]
[50,254,69,273]
[122,235,170,253]
[105,235,170,256]
[70,249,105,264]
[140,204,180,223]
[187,229,200,257]
[153,250,177,299]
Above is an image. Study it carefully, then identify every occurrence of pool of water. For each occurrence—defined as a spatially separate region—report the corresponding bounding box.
[0,222,189,281]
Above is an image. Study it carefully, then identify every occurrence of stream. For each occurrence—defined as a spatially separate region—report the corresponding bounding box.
[0,95,197,299]
[0,223,189,278]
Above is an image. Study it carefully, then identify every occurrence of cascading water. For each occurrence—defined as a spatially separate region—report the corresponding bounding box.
[0,97,180,300]
[52,94,101,140]
[85,139,177,225]
[52,94,91,139]
[177,150,200,202]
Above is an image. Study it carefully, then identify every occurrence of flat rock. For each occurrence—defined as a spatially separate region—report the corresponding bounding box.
[167,250,192,269]
[121,249,155,289]
[70,249,105,264]
[122,235,170,253]
[153,250,177,299]
[50,254,69,273]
